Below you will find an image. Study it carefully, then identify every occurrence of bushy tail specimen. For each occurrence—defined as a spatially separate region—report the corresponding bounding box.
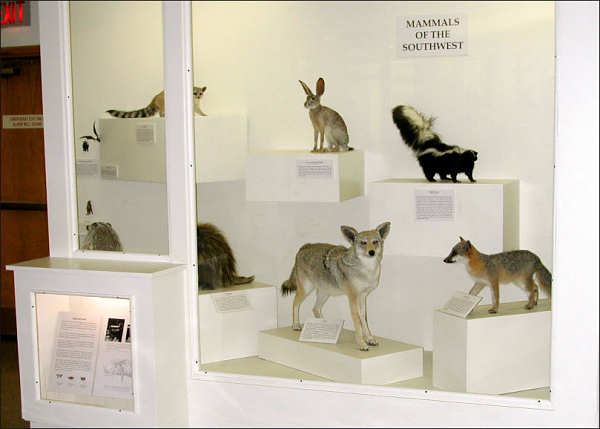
[233,275,255,285]
[534,260,552,298]
[281,265,298,296]
[106,105,157,118]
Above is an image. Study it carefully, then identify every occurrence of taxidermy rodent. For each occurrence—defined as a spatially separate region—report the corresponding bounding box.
[299,77,353,152]
[81,222,123,251]
[106,86,207,118]
[392,105,478,183]
[197,223,254,290]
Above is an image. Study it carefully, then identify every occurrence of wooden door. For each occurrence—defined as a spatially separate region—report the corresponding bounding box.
[0,46,49,336]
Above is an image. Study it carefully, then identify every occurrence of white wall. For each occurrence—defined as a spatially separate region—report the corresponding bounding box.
[191,1,555,270]
[0,1,39,47]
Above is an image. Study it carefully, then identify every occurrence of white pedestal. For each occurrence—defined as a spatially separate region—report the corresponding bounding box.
[198,282,277,364]
[98,115,247,183]
[258,327,423,385]
[433,299,551,394]
[368,178,519,257]
[246,150,364,202]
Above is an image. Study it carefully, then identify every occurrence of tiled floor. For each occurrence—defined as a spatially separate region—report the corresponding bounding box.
[0,337,28,428]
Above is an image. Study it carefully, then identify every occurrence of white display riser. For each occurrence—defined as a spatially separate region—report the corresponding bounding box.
[368,179,519,258]
[433,299,551,395]
[258,327,423,385]
[199,282,277,364]
[246,150,364,202]
[97,115,247,183]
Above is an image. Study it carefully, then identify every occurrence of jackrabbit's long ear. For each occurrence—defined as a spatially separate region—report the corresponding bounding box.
[341,225,358,243]
[316,77,325,96]
[376,222,391,240]
[299,80,312,96]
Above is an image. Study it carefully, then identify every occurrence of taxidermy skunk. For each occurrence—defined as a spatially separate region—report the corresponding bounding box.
[392,105,478,183]
[197,223,254,290]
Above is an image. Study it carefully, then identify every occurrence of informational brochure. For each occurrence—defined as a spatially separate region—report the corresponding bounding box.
[92,316,133,400]
[47,312,100,395]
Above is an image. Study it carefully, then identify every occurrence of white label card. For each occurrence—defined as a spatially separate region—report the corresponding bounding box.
[415,189,455,222]
[441,291,483,318]
[299,318,344,344]
[135,123,156,144]
[296,159,333,180]
[211,293,252,313]
[76,160,99,176]
[396,14,468,58]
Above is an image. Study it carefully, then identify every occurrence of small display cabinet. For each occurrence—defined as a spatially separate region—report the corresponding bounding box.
[7,258,188,427]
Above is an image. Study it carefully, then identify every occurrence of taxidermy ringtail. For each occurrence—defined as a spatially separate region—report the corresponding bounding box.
[281,222,391,351]
[392,105,478,183]
[106,86,207,118]
[197,223,254,290]
[299,77,353,152]
[444,237,552,313]
[81,222,123,251]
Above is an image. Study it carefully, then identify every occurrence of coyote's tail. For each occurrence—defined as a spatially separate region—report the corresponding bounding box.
[534,260,552,299]
[233,275,254,285]
[281,266,298,297]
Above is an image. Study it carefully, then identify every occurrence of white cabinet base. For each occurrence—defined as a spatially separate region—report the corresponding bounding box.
[199,282,277,364]
[246,150,364,202]
[258,327,423,385]
[433,299,551,394]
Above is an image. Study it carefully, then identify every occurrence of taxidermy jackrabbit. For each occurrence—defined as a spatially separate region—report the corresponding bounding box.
[299,77,352,152]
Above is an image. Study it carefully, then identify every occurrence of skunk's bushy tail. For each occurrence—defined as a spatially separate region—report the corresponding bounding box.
[392,105,435,152]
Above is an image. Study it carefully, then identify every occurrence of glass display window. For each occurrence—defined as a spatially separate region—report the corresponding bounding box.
[69,1,169,256]
[190,0,555,403]
[35,293,134,411]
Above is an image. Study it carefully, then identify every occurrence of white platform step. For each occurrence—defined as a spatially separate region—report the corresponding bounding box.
[198,282,276,364]
[433,299,551,394]
[98,115,247,183]
[258,327,423,385]
[246,150,364,202]
[369,178,519,257]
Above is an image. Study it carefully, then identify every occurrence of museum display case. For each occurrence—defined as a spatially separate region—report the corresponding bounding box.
[7,1,598,427]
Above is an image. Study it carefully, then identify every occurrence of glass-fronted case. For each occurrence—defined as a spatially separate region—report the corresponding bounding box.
[35,293,133,411]
[190,1,555,400]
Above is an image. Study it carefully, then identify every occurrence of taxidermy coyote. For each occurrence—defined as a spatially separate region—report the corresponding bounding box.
[443,237,552,313]
[281,222,391,351]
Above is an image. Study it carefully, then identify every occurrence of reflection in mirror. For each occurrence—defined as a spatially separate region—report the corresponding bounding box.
[70,1,169,255]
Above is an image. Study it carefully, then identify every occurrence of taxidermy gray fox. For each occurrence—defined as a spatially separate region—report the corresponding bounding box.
[443,237,552,313]
[107,86,207,118]
[281,222,391,351]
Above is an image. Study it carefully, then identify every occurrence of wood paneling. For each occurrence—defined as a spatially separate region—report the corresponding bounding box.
[1,57,46,203]
[0,50,48,335]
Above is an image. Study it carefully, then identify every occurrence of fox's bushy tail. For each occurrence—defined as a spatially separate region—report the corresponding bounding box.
[534,260,552,298]
[233,275,254,285]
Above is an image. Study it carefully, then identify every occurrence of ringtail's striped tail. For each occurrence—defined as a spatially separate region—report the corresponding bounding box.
[106,105,158,118]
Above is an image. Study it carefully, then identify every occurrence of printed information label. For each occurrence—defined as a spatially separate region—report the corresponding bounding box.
[299,318,344,344]
[135,123,156,144]
[441,291,483,318]
[296,159,334,179]
[397,14,468,58]
[48,312,99,396]
[211,293,252,313]
[76,160,99,176]
[415,189,455,222]
[2,114,43,129]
